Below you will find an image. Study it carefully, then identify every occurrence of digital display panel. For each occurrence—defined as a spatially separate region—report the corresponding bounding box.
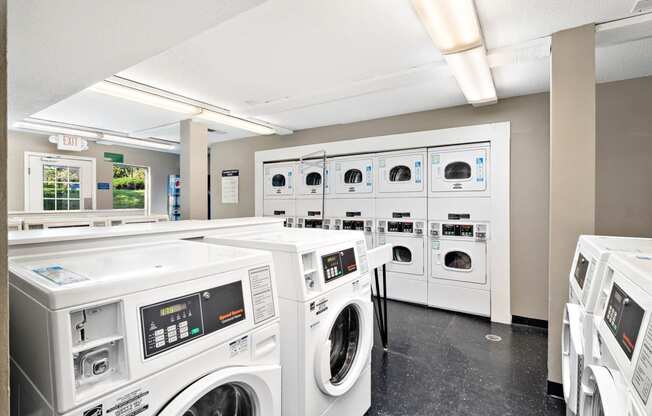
[442,224,474,237]
[159,303,187,317]
[604,283,644,360]
[388,221,413,233]
[574,253,590,289]
[322,247,357,283]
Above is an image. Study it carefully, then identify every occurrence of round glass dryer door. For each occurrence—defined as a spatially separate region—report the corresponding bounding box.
[444,251,472,270]
[393,246,413,264]
[306,172,322,186]
[329,305,360,385]
[578,365,623,416]
[183,384,253,416]
[389,165,411,182]
[444,161,472,181]
[344,169,363,184]
[272,174,286,187]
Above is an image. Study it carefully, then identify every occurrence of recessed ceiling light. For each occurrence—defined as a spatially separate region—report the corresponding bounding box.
[89,81,200,114]
[102,134,176,150]
[444,46,497,106]
[412,0,483,54]
[13,121,102,139]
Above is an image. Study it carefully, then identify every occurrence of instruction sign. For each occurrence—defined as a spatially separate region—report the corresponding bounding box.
[633,319,652,404]
[221,169,239,204]
[249,266,275,324]
[32,265,89,285]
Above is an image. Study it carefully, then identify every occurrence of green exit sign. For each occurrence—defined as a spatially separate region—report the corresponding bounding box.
[104,152,124,163]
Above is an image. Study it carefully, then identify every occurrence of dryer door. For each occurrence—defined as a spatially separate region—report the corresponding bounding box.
[562,303,585,414]
[578,365,624,416]
[430,148,487,193]
[299,162,328,196]
[377,154,424,194]
[264,165,294,197]
[315,300,372,397]
[158,365,279,416]
[383,234,425,276]
[431,239,486,284]
[334,159,373,195]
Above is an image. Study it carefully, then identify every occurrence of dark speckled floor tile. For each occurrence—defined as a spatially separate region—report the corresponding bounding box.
[366,300,565,416]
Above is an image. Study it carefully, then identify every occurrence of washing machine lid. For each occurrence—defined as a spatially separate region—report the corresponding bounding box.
[159,365,278,416]
[9,240,271,310]
[607,253,652,295]
[562,303,584,413]
[579,235,652,263]
[580,365,624,416]
[207,228,363,253]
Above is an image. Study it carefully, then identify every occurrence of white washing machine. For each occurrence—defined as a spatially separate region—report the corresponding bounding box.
[9,240,282,416]
[562,236,652,414]
[375,198,427,305]
[375,148,427,198]
[428,143,490,197]
[263,198,296,228]
[332,155,374,198]
[297,159,331,198]
[578,252,652,416]
[323,198,374,249]
[205,229,373,416]
[264,162,296,199]
[427,220,490,317]
[296,199,326,229]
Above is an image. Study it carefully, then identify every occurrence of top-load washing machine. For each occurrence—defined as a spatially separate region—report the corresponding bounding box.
[375,148,427,198]
[332,155,374,199]
[9,240,282,416]
[428,143,490,198]
[578,252,652,415]
[264,161,296,199]
[205,229,373,416]
[562,235,652,414]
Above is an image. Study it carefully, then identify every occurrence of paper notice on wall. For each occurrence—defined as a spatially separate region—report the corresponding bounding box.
[221,170,239,204]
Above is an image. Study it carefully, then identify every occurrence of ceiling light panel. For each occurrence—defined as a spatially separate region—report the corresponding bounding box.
[101,134,176,150]
[444,46,497,105]
[195,110,276,135]
[89,81,200,114]
[13,121,101,139]
[412,0,483,54]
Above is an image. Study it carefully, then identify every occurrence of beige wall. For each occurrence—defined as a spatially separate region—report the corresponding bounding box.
[211,93,552,321]
[8,131,179,214]
[596,76,652,237]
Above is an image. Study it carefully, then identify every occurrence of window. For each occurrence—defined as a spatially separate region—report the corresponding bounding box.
[43,165,81,211]
[112,164,148,209]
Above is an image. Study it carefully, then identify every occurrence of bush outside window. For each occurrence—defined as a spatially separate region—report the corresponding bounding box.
[113,164,148,209]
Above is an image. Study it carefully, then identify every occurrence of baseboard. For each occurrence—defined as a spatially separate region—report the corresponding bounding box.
[512,315,548,329]
[547,381,564,399]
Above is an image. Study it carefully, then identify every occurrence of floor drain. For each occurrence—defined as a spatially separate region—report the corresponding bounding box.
[485,334,502,342]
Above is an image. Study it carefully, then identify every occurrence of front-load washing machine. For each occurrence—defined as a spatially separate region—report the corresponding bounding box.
[9,240,282,416]
[264,161,296,199]
[428,143,490,197]
[375,148,427,198]
[578,252,652,415]
[264,198,296,228]
[375,198,427,305]
[297,159,330,198]
[332,155,374,198]
[562,235,652,413]
[427,220,490,317]
[204,229,373,416]
[323,198,374,249]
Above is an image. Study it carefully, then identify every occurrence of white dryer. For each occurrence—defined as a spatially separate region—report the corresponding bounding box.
[296,199,326,229]
[205,229,373,416]
[562,236,652,413]
[323,198,375,249]
[263,199,296,228]
[578,252,652,416]
[375,148,427,198]
[332,155,374,198]
[264,161,296,199]
[427,221,490,317]
[9,240,281,416]
[428,143,490,197]
[297,159,331,198]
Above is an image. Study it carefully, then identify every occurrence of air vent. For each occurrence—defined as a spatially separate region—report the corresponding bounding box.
[632,0,652,13]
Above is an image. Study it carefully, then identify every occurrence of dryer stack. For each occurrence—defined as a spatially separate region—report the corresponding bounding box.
[296,158,330,230]
[374,149,428,305]
[427,143,492,317]
[263,162,296,228]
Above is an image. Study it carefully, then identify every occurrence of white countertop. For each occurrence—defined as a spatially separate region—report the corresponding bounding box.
[9,217,284,246]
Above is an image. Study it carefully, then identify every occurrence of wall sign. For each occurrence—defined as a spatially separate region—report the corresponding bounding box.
[221,169,239,204]
[97,182,111,190]
[49,135,88,152]
[104,152,124,163]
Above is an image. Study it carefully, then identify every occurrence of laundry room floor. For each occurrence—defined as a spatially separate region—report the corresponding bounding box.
[366,300,566,416]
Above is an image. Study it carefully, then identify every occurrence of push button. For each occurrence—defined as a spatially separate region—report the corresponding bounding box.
[92,358,108,376]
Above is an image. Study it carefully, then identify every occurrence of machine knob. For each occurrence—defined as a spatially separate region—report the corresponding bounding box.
[202,291,211,300]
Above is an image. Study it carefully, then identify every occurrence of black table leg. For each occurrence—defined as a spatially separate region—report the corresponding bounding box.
[372,265,389,350]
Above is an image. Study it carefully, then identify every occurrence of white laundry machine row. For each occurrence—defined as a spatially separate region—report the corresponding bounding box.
[205,229,373,416]
[295,199,327,229]
[374,148,427,198]
[578,252,652,415]
[264,161,296,199]
[428,142,490,198]
[263,198,296,228]
[375,198,428,304]
[331,154,375,198]
[562,235,652,414]
[324,198,375,250]
[9,240,282,416]
[297,159,331,198]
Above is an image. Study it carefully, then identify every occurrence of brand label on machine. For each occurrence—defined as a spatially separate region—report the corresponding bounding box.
[249,266,276,324]
[229,335,249,357]
[633,319,652,404]
[356,240,369,274]
[32,265,90,285]
[104,388,150,416]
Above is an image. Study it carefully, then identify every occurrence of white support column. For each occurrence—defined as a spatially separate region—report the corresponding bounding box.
[180,119,208,220]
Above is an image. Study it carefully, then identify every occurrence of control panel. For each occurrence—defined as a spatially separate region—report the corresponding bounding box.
[298,218,324,229]
[430,222,488,241]
[388,221,413,233]
[321,247,357,283]
[574,253,590,289]
[343,220,364,231]
[604,283,644,360]
[442,223,474,237]
[140,281,246,359]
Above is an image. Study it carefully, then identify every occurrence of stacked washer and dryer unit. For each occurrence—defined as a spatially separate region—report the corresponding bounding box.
[263,162,297,228]
[561,236,652,415]
[262,142,494,317]
[9,240,282,416]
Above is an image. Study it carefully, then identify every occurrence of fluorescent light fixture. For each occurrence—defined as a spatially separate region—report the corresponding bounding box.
[89,81,200,114]
[412,0,483,54]
[101,134,176,150]
[195,110,276,135]
[444,46,497,106]
[13,121,102,139]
